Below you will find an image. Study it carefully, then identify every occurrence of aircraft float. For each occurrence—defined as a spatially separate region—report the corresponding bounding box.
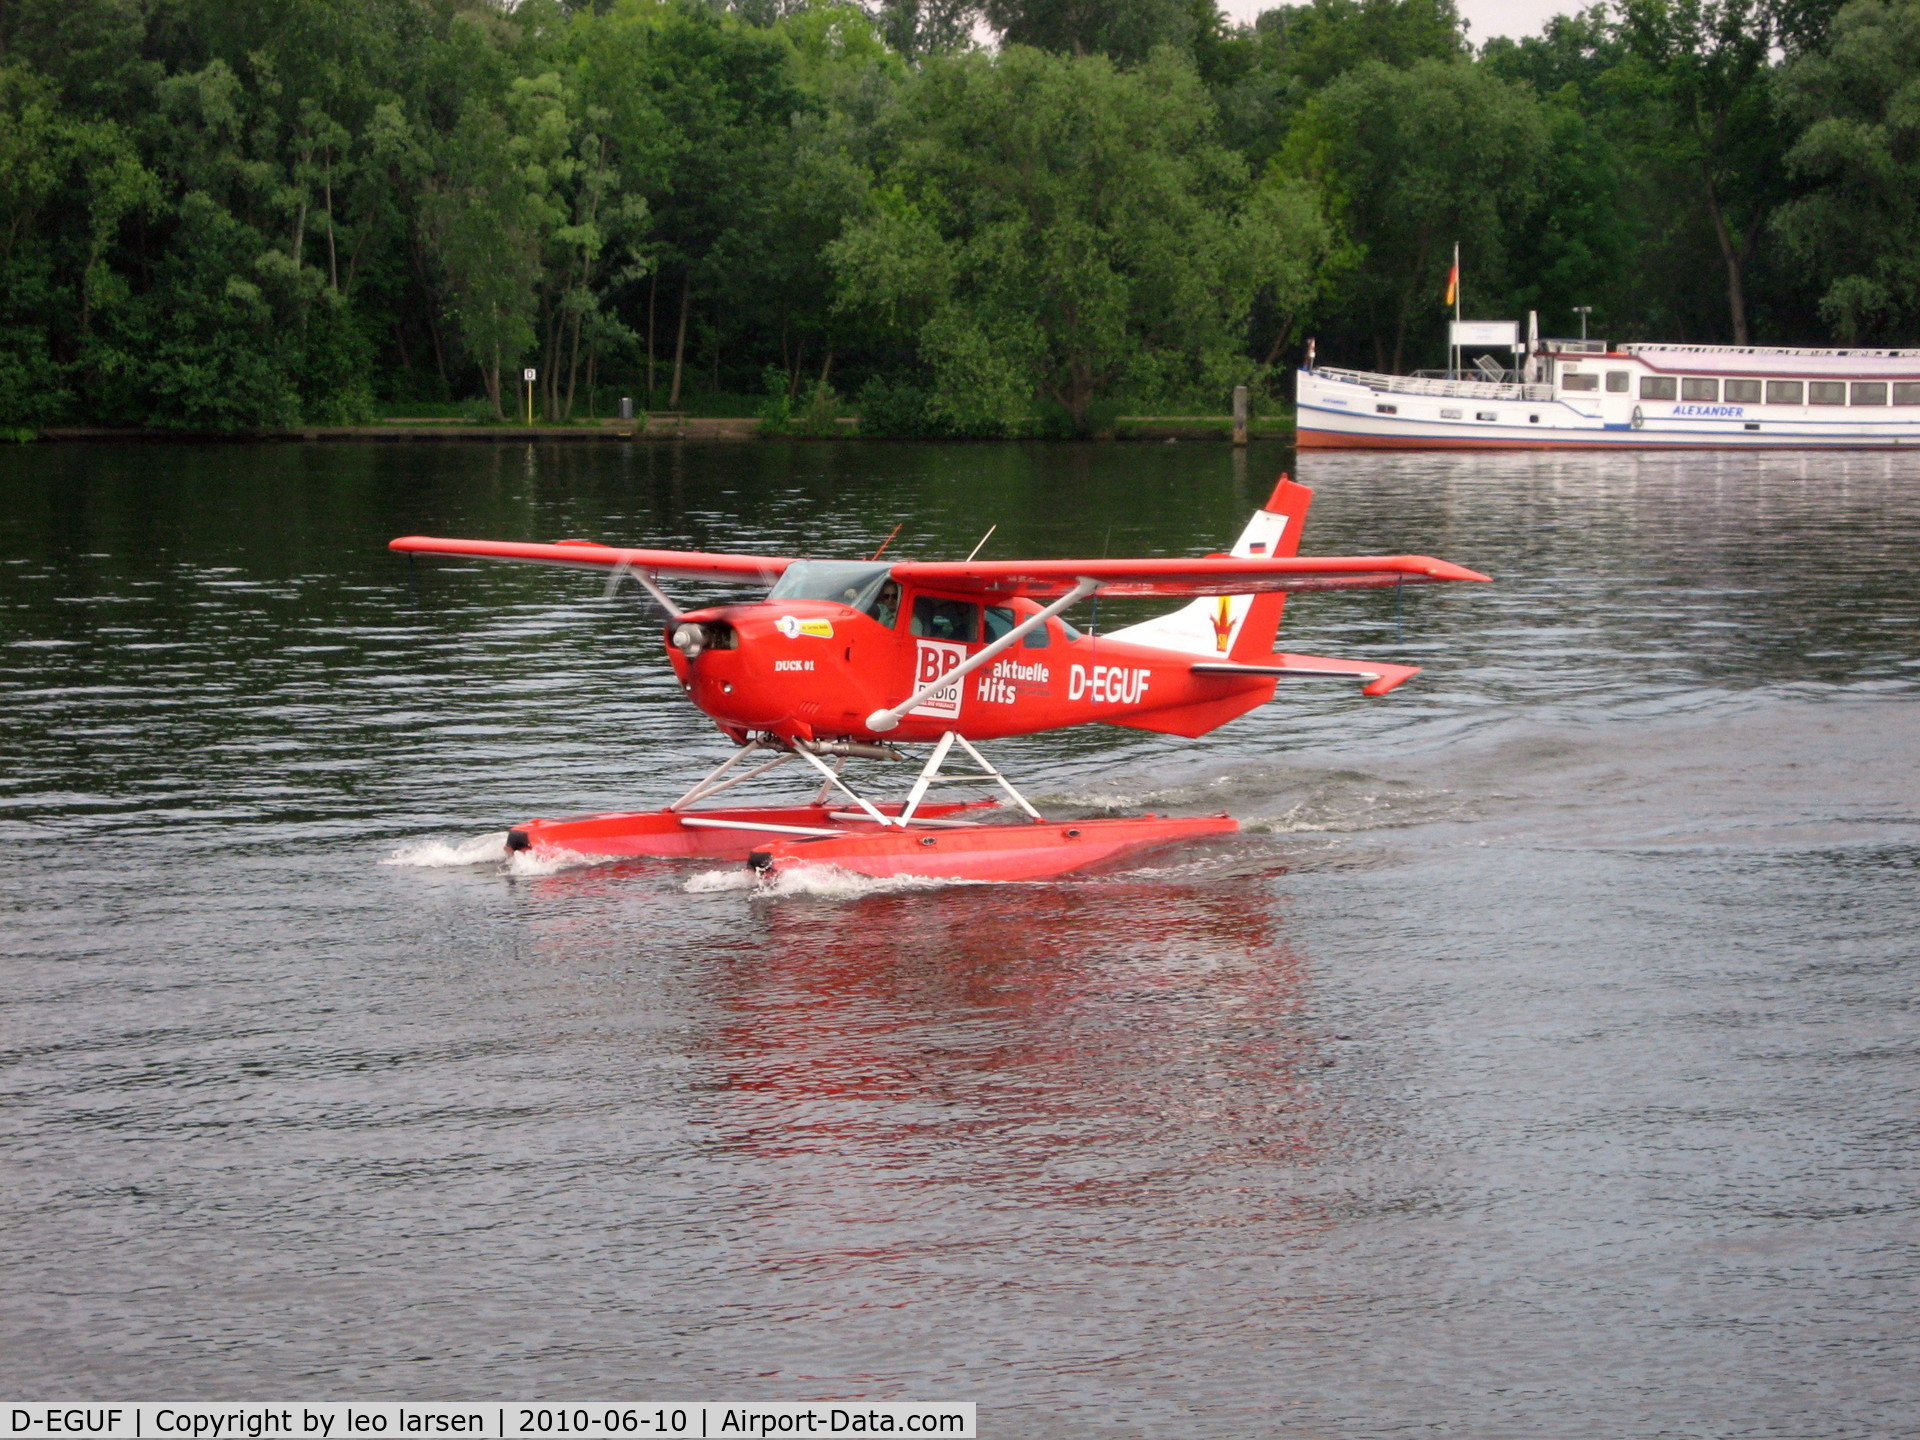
[391,477,1487,882]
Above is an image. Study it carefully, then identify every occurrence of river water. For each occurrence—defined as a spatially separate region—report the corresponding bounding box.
[2,440,1916,1437]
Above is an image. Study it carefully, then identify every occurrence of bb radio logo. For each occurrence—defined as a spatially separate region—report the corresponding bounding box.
[908,640,966,719]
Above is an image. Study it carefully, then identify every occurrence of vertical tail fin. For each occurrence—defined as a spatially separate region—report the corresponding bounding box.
[1106,476,1316,659]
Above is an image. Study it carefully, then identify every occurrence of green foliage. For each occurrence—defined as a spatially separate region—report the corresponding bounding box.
[0,0,1875,431]
[1251,0,1466,87]
[791,381,846,435]
[759,365,846,434]
[1210,0,1468,166]
[1603,0,1797,342]
[871,0,979,59]
[757,363,796,430]
[1280,58,1548,370]
[979,0,1213,64]
[855,374,945,436]
[1774,0,1920,342]
[831,46,1334,433]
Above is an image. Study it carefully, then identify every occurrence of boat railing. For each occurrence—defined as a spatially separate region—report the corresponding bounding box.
[1620,342,1920,359]
[1311,365,1553,402]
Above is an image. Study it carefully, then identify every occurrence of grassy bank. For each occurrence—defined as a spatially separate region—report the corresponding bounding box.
[30,411,1298,443]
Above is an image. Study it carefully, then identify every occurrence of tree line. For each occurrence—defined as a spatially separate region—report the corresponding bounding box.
[1,0,1912,435]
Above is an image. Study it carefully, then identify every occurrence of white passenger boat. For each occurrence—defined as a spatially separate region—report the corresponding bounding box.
[1296,339,1920,449]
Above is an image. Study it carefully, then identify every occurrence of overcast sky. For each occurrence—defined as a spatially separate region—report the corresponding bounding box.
[1216,0,1579,43]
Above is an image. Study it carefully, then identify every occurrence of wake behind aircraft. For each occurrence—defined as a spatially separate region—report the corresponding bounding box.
[391,477,1488,881]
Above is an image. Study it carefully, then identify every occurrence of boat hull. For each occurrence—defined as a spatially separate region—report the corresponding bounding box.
[749,814,1239,882]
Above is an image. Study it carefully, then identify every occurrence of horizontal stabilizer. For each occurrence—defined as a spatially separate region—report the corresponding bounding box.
[1191,653,1421,697]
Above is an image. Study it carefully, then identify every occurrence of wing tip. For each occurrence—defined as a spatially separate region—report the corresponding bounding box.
[1410,558,1492,583]
[1361,666,1421,697]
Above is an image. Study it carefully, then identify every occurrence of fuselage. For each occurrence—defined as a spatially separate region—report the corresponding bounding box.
[665,588,1276,745]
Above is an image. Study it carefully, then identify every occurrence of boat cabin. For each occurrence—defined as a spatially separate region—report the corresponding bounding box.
[1531,339,1920,423]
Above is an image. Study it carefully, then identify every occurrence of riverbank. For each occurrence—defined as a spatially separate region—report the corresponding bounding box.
[28,413,1295,443]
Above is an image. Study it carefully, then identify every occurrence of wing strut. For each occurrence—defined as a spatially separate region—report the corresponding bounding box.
[604,558,684,618]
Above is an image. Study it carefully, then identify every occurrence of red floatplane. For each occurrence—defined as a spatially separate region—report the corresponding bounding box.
[391,477,1487,882]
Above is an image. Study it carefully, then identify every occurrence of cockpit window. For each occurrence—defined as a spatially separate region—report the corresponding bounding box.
[767,561,894,611]
[911,595,979,643]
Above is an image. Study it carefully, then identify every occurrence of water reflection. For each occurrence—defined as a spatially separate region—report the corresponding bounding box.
[717,885,1313,1163]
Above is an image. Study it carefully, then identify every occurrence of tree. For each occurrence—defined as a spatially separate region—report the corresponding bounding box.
[564,0,805,407]
[424,99,545,418]
[0,62,157,425]
[830,45,1333,432]
[1481,4,1624,101]
[1248,0,1464,88]
[1614,0,1792,344]
[709,4,902,403]
[869,0,979,59]
[1774,0,1920,342]
[1208,0,1468,173]
[1280,57,1548,371]
[978,0,1212,62]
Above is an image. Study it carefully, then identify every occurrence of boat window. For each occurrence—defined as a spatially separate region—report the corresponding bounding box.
[867,579,901,628]
[1606,371,1630,393]
[984,606,1017,643]
[767,561,893,610]
[1851,382,1888,406]
[1809,381,1847,406]
[1561,372,1598,391]
[1640,376,1677,400]
[1726,379,1762,403]
[1766,380,1803,405]
[1476,410,1498,421]
[1682,378,1719,401]
[910,595,979,643]
[1894,383,1920,405]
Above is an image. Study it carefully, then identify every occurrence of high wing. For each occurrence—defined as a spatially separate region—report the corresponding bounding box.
[388,536,790,584]
[388,538,1490,596]
[887,555,1490,599]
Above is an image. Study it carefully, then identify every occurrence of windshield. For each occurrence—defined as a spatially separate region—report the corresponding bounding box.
[766,561,894,611]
